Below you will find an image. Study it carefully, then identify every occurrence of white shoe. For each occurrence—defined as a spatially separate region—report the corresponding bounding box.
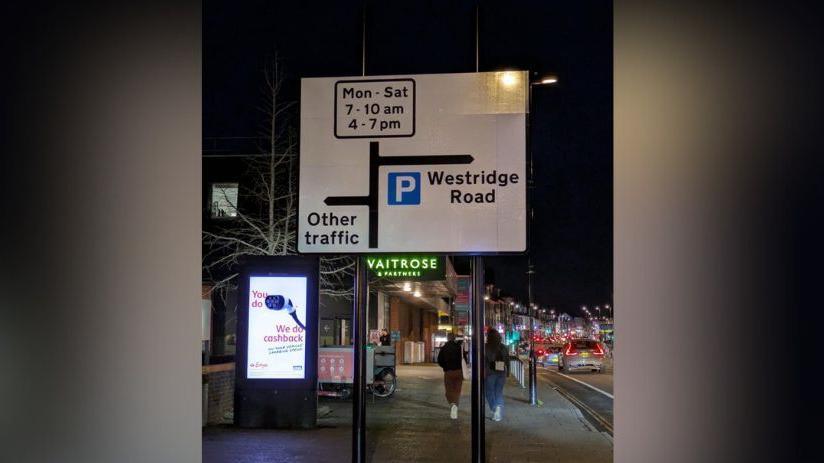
[493,406,502,421]
[450,403,458,419]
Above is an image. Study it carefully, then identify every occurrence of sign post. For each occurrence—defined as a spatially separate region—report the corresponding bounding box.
[352,257,367,461]
[471,256,485,462]
[299,71,527,254]
[299,71,527,463]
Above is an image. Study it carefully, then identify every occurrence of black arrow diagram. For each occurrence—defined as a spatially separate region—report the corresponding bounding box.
[324,141,474,248]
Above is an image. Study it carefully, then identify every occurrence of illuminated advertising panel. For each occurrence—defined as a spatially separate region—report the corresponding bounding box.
[235,256,319,428]
[246,276,308,379]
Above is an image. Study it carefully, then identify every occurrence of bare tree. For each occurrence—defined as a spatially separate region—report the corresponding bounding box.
[203,56,354,305]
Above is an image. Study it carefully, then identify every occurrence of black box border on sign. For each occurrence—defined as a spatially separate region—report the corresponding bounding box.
[334,78,416,139]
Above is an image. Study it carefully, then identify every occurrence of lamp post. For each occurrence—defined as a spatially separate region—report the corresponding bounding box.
[524,74,557,407]
[527,258,537,406]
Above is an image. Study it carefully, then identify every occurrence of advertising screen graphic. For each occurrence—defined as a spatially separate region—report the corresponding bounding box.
[247,276,308,379]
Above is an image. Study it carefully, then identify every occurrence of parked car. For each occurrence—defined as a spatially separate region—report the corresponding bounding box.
[558,339,606,373]
[536,344,563,367]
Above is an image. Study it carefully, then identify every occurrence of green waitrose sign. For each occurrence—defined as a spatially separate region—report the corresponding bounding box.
[366,255,445,281]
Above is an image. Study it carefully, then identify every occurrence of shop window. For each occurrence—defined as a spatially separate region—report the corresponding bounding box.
[210,183,239,218]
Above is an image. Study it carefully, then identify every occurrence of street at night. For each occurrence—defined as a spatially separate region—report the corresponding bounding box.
[205,364,613,463]
[6,2,819,463]
[201,1,612,462]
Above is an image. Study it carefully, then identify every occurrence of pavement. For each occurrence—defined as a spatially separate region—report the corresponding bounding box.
[203,363,613,463]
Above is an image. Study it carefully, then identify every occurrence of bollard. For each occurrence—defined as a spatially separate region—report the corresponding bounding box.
[529,352,538,405]
[510,359,526,388]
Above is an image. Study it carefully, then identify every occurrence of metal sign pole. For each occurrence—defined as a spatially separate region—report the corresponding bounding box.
[471,255,485,462]
[352,256,367,463]
[528,259,538,405]
[527,78,538,407]
[471,8,486,461]
[352,4,368,460]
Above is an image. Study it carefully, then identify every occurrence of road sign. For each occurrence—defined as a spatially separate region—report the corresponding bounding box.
[299,71,527,253]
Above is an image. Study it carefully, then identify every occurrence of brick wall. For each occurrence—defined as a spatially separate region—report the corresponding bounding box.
[203,363,234,425]
[423,311,436,361]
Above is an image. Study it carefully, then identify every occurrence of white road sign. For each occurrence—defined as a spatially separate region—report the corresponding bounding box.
[298,71,527,253]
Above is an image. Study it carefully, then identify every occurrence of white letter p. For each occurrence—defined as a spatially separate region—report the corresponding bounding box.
[395,175,416,202]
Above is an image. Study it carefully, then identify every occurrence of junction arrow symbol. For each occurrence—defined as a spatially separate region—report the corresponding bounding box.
[324,141,474,248]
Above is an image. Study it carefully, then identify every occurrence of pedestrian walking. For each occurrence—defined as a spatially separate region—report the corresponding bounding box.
[437,332,464,419]
[484,328,509,421]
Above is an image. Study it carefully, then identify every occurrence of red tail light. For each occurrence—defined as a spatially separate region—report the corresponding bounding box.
[593,343,604,356]
[564,344,578,356]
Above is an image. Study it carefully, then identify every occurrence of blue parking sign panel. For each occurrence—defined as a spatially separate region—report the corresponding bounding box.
[387,172,420,205]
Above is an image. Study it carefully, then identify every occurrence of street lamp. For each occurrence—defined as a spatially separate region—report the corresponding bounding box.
[532,74,558,86]
[538,75,558,85]
[521,74,557,408]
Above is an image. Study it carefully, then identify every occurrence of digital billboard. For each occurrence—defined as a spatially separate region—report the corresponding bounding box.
[235,256,319,428]
[246,276,308,379]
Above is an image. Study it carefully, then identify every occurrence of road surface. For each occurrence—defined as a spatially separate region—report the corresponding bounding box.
[538,364,614,435]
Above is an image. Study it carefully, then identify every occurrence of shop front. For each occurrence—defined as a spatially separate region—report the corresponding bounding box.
[366,255,458,364]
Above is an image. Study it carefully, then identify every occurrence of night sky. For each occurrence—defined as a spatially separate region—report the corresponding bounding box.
[204,0,612,316]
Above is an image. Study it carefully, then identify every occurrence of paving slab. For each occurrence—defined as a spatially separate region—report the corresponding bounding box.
[203,363,612,463]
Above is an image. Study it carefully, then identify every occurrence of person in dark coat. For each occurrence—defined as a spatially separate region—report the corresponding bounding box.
[437,332,464,419]
[484,328,510,421]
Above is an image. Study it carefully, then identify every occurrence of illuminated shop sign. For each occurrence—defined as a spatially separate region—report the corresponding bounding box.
[366,255,445,281]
